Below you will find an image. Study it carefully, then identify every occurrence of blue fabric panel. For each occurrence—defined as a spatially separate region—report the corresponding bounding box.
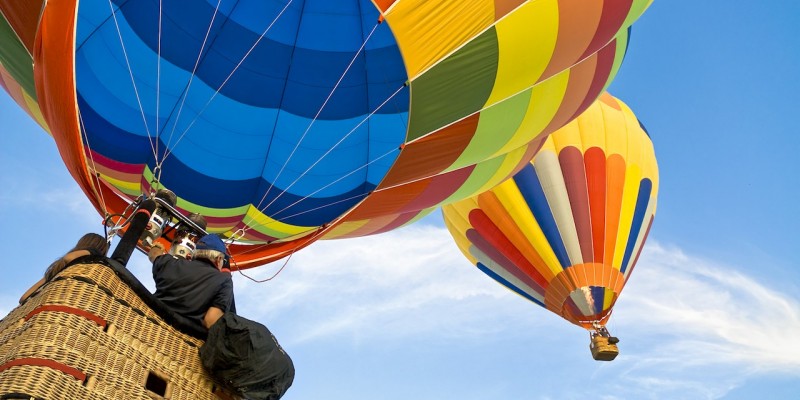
[513,165,571,269]
[590,286,605,315]
[477,263,545,307]
[620,178,653,273]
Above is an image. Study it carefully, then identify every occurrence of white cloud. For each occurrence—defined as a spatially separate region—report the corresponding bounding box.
[231,224,526,344]
[604,242,800,398]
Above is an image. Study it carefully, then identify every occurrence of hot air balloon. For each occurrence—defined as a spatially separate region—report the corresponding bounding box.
[442,93,658,360]
[0,1,651,268]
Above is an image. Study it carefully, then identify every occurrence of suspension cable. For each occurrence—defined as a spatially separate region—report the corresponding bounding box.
[255,21,383,214]
[162,0,223,156]
[161,0,296,164]
[106,0,159,164]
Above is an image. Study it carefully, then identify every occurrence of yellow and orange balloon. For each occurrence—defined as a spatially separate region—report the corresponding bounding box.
[442,93,658,329]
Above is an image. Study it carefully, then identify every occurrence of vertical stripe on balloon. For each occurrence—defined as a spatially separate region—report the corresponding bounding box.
[559,146,594,262]
[621,178,652,273]
[514,164,571,268]
[585,147,606,264]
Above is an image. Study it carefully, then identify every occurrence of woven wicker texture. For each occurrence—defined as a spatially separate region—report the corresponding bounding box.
[0,262,236,399]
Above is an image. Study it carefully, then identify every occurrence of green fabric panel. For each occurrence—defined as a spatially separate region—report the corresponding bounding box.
[0,15,36,99]
[623,0,653,30]
[407,28,499,141]
[448,88,531,171]
[440,155,507,206]
[603,30,630,93]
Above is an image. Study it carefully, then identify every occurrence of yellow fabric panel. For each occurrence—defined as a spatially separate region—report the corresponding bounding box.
[444,143,530,203]
[550,111,584,152]
[491,173,562,276]
[243,205,315,237]
[323,219,372,238]
[442,204,480,266]
[23,90,50,133]
[492,69,570,156]
[601,99,629,157]
[385,0,495,79]
[99,173,140,195]
[574,95,608,151]
[603,288,615,310]
[484,0,559,106]
[611,164,642,270]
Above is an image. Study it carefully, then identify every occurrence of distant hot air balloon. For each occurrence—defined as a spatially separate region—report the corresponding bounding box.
[442,93,658,360]
[0,1,652,267]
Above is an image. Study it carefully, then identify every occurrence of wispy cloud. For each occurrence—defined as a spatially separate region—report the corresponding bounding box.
[601,242,800,399]
[231,224,526,343]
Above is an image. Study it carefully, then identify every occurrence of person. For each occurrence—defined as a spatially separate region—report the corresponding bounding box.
[148,234,235,330]
[20,233,110,303]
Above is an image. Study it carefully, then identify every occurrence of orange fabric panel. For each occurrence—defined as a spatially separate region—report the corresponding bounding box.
[543,263,625,327]
[541,54,598,136]
[380,113,480,188]
[585,147,607,263]
[494,0,527,20]
[603,154,626,267]
[540,0,603,79]
[374,0,398,13]
[477,191,556,282]
[343,178,432,220]
[0,0,44,53]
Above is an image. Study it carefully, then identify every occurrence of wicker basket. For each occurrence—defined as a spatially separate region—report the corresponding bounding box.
[0,260,238,399]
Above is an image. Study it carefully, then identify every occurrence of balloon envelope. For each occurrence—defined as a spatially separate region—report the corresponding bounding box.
[442,93,659,329]
[0,1,651,267]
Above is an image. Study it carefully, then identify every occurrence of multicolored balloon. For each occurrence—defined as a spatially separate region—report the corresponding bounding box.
[442,93,658,329]
[0,1,652,267]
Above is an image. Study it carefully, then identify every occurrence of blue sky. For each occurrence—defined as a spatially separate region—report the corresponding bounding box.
[1,1,799,399]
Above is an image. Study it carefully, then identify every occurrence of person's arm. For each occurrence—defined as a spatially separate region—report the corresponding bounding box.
[19,277,46,303]
[203,306,225,329]
[148,243,166,262]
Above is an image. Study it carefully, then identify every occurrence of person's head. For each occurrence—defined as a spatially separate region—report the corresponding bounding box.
[72,233,110,255]
[46,233,109,281]
[193,234,229,270]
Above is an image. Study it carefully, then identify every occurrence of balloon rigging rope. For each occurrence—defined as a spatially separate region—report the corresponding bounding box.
[251,90,406,227]
[159,0,296,165]
[232,227,324,283]
[253,21,383,215]
[161,0,224,164]
[77,111,109,217]
[106,0,159,165]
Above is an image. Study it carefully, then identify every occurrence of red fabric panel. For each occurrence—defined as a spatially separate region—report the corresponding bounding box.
[380,113,479,188]
[580,0,633,60]
[25,305,107,328]
[0,358,86,381]
[585,147,607,263]
[469,209,550,290]
[0,1,44,53]
[559,146,593,262]
[399,165,475,212]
